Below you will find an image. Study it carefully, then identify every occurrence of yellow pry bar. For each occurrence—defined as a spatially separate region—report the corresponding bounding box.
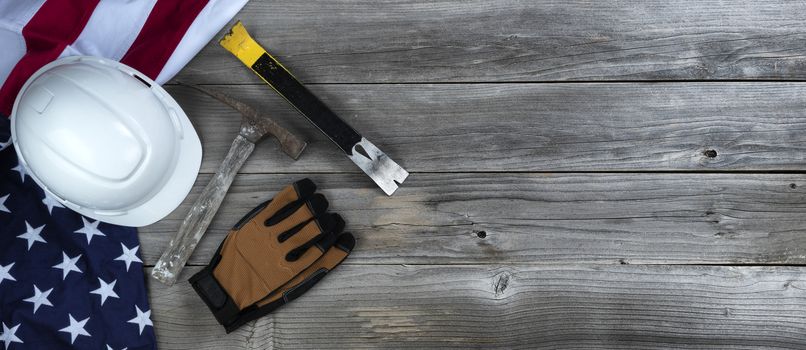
[219,22,408,196]
[219,21,294,78]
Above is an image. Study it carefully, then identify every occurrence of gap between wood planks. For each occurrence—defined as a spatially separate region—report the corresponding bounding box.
[168,80,806,86]
[194,171,806,175]
[145,263,806,268]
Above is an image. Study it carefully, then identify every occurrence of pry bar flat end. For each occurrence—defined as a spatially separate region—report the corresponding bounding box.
[348,137,408,196]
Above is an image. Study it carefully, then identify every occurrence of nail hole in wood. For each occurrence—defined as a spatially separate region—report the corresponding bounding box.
[476,231,487,239]
[703,149,717,158]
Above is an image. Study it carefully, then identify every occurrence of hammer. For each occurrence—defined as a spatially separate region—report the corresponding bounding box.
[152,84,307,286]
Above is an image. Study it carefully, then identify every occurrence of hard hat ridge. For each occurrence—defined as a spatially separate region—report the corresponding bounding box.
[11,56,202,227]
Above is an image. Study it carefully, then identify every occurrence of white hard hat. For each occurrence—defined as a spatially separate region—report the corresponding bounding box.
[10,56,202,227]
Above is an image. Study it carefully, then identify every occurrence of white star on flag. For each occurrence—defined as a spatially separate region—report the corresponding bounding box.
[41,191,64,214]
[23,285,53,313]
[59,314,91,344]
[0,137,10,151]
[114,243,142,272]
[90,277,119,306]
[0,322,23,349]
[0,262,15,285]
[16,221,46,250]
[127,305,153,335]
[74,217,106,244]
[10,163,27,182]
[53,252,82,280]
[106,345,128,350]
[0,194,9,213]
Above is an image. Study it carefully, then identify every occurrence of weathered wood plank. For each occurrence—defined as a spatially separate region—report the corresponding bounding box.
[176,0,806,84]
[139,173,806,266]
[150,265,806,349]
[168,83,806,173]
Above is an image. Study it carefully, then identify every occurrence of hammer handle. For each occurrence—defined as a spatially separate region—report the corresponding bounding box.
[152,134,255,286]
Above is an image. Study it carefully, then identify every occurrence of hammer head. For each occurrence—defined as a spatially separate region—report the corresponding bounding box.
[180,83,307,159]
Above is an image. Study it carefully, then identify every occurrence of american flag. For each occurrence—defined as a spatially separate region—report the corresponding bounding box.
[0,117,154,349]
[0,0,249,348]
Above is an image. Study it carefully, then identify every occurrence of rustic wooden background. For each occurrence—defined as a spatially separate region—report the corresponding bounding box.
[143,1,806,348]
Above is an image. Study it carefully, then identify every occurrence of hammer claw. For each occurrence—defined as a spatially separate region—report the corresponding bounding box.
[178,82,307,159]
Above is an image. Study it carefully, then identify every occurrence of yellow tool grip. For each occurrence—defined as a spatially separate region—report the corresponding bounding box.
[220,21,294,76]
[219,21,264,67]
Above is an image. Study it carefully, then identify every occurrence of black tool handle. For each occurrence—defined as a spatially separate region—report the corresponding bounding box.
[252,53,361,154]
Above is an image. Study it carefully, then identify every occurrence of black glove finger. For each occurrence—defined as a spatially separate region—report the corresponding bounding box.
[265,193,328,228]
[285,213,344,262]
[292,178,317,198]
[311,214,348,253]
[255,178,317,223]
[229,179,319,231]
[333,232,356,254]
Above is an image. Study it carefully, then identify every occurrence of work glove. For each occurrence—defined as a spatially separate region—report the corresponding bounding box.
[227,232,354,332]
[189,179,355,332]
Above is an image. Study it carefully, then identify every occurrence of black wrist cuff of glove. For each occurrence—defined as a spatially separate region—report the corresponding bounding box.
[189,265,333,333]
[188,266,242,332]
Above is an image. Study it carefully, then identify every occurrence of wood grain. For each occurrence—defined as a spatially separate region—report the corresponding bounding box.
[150,265,806,349]
[144,1,806,348]
[176,0,806,84]
[139,173,806,266]
[168,83,806,173]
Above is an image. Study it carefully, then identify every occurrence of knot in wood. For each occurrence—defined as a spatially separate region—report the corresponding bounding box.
[703,149,718,158]
[492,271,511,297]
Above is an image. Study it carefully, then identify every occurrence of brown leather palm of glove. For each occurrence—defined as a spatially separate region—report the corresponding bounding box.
[189,179,355,333]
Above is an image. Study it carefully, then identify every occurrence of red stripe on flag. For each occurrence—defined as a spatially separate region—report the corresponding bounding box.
[0,0,100,117]
[121,0,210,80]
